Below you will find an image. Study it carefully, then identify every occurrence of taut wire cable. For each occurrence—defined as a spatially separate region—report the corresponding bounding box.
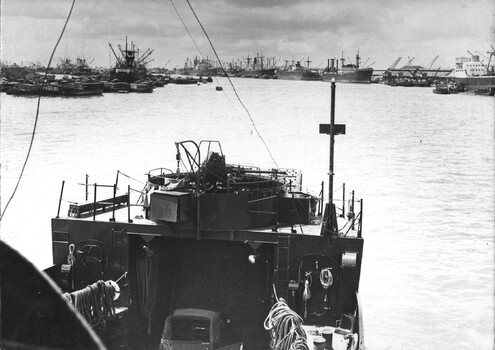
[0,0,77,221]
[185,0,279,169]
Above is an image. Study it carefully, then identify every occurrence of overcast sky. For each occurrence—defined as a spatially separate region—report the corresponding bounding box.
[1,0,494,70]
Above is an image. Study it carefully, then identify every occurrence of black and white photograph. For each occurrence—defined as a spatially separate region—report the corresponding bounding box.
[1,1,494,349]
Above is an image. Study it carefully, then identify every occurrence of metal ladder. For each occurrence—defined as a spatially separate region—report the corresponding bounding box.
[276,234,291,300]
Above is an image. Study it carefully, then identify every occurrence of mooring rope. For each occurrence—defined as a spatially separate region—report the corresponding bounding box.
[65,280,117,327]
[264,298,309,350]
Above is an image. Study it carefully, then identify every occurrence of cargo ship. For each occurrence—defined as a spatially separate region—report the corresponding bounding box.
[109,37,151,83]
[321,52,373,84]
[451,48,495,91]
[181,56,222,77]
[276,58,321,81]
[242,53,276,78]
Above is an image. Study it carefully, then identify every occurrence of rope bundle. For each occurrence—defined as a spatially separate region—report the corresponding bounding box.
[136,255,158,334]
[64,280,116,327]
[264,298,309,350]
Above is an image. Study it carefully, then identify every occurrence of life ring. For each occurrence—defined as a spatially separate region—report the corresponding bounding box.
[320,268,333,289]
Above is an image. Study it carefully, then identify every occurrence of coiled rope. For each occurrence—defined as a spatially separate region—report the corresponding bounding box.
[64,280,116,327]
[263,298,309,350]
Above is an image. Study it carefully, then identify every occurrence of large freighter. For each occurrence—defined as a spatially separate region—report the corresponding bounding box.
[181,56,221,77]
[451,48,495,91]
[276,59,321,81]
[321,52,373,84]
[242,53,276,78]
[109,37,151,83]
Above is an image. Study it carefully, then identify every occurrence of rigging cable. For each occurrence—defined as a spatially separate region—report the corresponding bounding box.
[169,0,205,58]
[0,0,76,222]
[169,0,242,120]
[185,0,279,169]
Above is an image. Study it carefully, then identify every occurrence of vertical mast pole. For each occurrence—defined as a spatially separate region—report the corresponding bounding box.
[328,79,336,234]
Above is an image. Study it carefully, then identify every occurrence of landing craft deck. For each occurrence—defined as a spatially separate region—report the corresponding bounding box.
[58,202,359,238]
[28,82,365,350]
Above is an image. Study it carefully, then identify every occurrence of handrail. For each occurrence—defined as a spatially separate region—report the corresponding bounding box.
[147,167,174,176]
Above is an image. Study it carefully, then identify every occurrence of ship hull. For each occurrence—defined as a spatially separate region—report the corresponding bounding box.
[241,68,276,78]
[61,82,104,96]
[321,68,373,84]
[110,68,148,84]
[276,70,322,81]
[451,75,495,91]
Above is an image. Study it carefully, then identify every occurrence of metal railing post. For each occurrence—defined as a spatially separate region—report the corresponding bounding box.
[342,183,345,218]
[85,174,89,201]
[56,180,65,218]
[359,199,363,238]
[319,181,324,216]
[93,183,97,221]
[110,184,116,222]
[128,185,133,223]
[351,190,355,230]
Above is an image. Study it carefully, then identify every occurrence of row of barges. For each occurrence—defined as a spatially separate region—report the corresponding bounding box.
[0,75,214,96]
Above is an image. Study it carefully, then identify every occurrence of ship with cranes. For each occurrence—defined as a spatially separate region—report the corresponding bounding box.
[53,56,95,75]
[109,37,154,83]
[242,53,276,78]
[380,55,453,87]
[181,56,221,77]
[276,57,322,81]
[321,52,373,84]
[451,46,495,92]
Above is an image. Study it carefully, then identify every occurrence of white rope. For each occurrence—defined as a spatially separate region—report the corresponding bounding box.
[264,298,309,350]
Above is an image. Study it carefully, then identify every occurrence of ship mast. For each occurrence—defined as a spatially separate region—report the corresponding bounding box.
[319,80,346,236]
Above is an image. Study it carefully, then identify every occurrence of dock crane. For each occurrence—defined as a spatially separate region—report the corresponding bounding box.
[475,51,488,60]
[487,45,495,73]
[406,56,415,67]
[382,57,402,85]
[427,55,439,70]
[388,57,402,70]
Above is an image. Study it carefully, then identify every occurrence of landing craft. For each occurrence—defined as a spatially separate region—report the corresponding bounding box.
[33,81,365,350]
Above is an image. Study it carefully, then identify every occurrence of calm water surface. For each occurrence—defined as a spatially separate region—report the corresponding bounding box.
[1,79,494,349]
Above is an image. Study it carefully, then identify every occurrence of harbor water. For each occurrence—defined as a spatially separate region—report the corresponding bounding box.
[1,79,494,349]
